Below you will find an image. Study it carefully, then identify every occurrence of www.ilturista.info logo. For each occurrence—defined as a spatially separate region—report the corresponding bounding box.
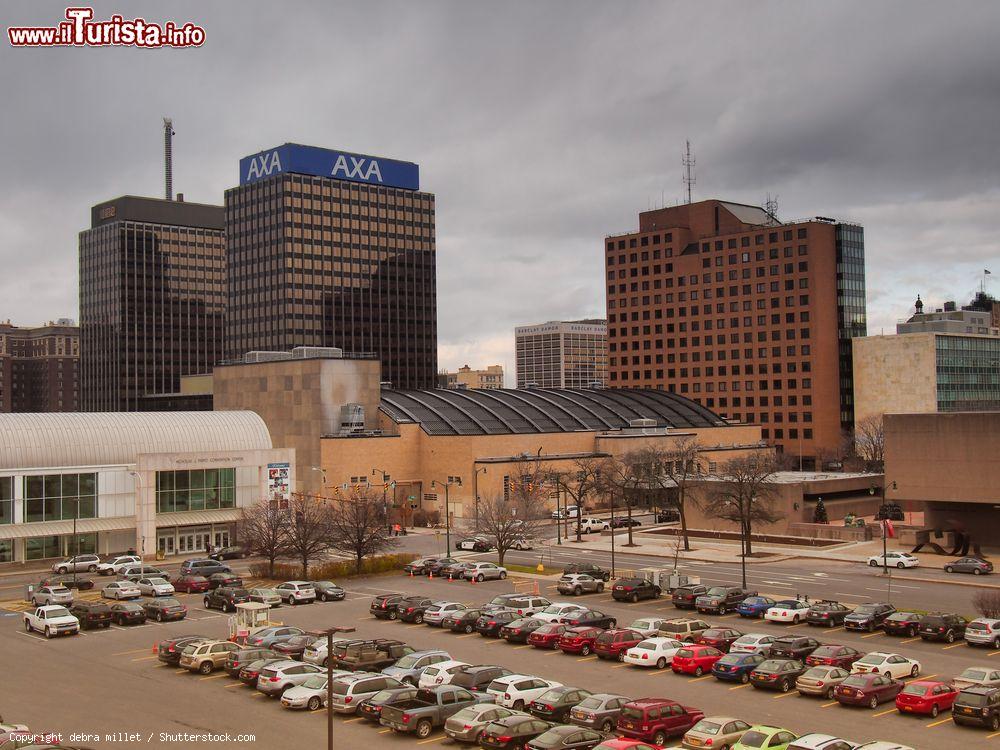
[8,7,205,48]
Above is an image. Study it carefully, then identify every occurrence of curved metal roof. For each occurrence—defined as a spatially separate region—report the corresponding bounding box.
[0,411,272,470]
[380,388,726,436]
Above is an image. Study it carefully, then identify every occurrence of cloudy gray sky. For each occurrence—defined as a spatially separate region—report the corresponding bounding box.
[3,1,999,382]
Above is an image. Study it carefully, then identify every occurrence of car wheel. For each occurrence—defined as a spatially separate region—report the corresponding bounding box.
[946,631,955,643]
[994,637,1000,650]
[24,620,31,632]
[826,686,835,699]
[930,703,939,718]
[869,695,879,709]
[601,720,613,733]
[45,626,53,638]
[499,572,507,580]
[290,598,297,606]
[415,614,423,624]
[780,679,790,692]
[694,666,704,677]
[719,606,726,615]
[157,612,164,622]
[320,593,328,602]
[87,565,97,572]
[974,568,983,576]
[896,562,905,569]
[992,715,1000,731]
[630,593,639,604]
[415,720,433,739]
[867,622,875,633]
[597,583,605,593]
[911,664,919,677]
[203,598,210,608]
[908,626,917,637]
[741,672,749,684]
[103,622,111,629]
[884,671,893,679]
[793,616,800,624]
[574,586,582,596]
[829,619,836,628]
[199,661,213,675]
[308,696,321,711]
[477,574,485,582]
[57,566,68,574]
[581,645,591,656]
[388,610,398,620]
[945,566,954,573]
[617,650,626,662]
[869,560,878,567]
[513,700,524,711]
[653,732,667,746]
[656,657,666,669]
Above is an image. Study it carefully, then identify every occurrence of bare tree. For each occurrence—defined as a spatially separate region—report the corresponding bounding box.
[648,437,703,552]
[973,590,1000,620]
[550,456,606,542]
[237,498,292,577]
[328,488,399,574]
[472,490,548,567]
[285,493,336,578]
[701,453,782,556]
[600,454,648,547]
[853,414,885,472]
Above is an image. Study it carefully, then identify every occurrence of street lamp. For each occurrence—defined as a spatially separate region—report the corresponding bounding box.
[472,466,487,531]
[128,471,145,558]
[307,626,356,750]
[372,468,394,533]
[431,477,461,553]
[870,483,888,576]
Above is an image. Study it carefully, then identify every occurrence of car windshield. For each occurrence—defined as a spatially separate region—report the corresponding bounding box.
[958,693,988,707]
[46,606,70,617]
[961,669,989,680]
[181,645,198,655]
[634,642,657,650]
[528,732,566,749]
[620,706,644,720]
[841,675,869,688]
[775,600,800,608]
[901,683,928,695]
[314,581,336,588]
[393,654,425,668]
[535,625,562,634]
[659,623,685,633]
[576,696,603,710]
[811,646,841,657]
[855,655,881,665]
[541,605,569,614]
[738,731,769,748]
[887,612,916,621]
[147,578,168,585]
[159,598,181,607]
[922,616,946,626]
[756,660,784,672]
[691,720,722,735]
[451,707,480,722]
[301,675,326,689]
[967,622,989,631]
[854,605,881,615]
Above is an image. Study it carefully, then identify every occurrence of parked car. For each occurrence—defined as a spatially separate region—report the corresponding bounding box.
[552,505,580,519]
[312,580,346,601]
[730,633,776,655]
[696,627,743,653]
[397,596,435,623]
[479,714,554,749]
[558,574,605,596]
[173,574,211,593]
[68,600,112,629]
[558,626,604,656]
[672,584,709,610]
[528,623,569,649]
[476,610,519,638]
[203,586,251,612]
[683,717,753,750]
[119,565,171,582]
[256,659,325,697]
[418,659,470,689]
[441,562,477,580]
[562,609,616,629]
[464,563,508,582]
[658,618,712,643]
[137,577,174,597]
[51,554,101,574]
[224,647,278,677]
[357,685,421,722]
[804,645,863,669]
[529,686,593,722]
[109,601,147,625]
[444,609,486,634]
[764,599,812,624]
[247,587,281,607]
[567,693,631,734]
[487,674,563,711]
[527,725,605,750]
[952,686,1000,730]
[487,593,551,617]
[954,666,1000,690]
[501,618,547,644]
[272,635,320,660]
[563,563,612,582]
[918,612,969,643]
[38,574,94,591]
[850,652,920,679]
[617,698,704,746]
[143,597,188,622]
[379,684,490,738]
[444,703,519,742]
[672,645,725,676]
[424,602,468,626]
[749,659,808,692]
[594,628,640,661]
[276,581,316,605]
[328,672,404,713]
[944,556,993,575]
[882,611,923,638]
[843,602,896,633]
[179,639,240,674]
[333,639,415,672]
[403,557,439,575]
[579,518,611,534]
[655,509,681,523]
[732,726,798,750]
[612,578,660,603]
[768,636,820,661]
[456,537,493,552]
[624,618,667,638]
[624,637,686,669]
[835,673,903,708]
[695,587,755,615]
[427,558,462,577]
[795,666,851,699]
[535,603,588,624]
[610,516,641,528]
[30,585,73,606]
[101,580,141,600]
[209,545,248,560]
[157,634,208,665]
[712,652,767,683]
[370,594,405,619]
[451,665,514,695]
[303,637,352,667]
[207,571,243,589]
[895,679,959,717]
[737,596,777,619]
[245,625,305,648]
[238,657,285,686]
[282,674,348,711]
[805,601,853,628]
[965,618,1000,648]
[96,554,141,575]
[179,558,231,577]
[866,551,919,569]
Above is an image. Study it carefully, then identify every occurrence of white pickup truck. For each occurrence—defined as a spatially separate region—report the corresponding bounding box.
[23,605,80,638]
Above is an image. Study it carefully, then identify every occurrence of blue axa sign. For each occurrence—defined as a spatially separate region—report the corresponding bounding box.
[239,143,420,190]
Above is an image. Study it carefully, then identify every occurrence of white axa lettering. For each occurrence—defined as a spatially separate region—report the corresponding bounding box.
[331,154,383,183]
[246,151,282,181]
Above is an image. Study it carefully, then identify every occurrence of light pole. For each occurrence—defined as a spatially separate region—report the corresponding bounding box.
[372,468,393,533]
[472,466,487,531]
[307,625,356,750]
[128,471,145,558]
[609,488,616,577]
[870,483,887,575]
[431,477,461,553]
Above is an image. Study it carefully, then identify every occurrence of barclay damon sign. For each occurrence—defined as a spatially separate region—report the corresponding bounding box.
[239,143,420,191]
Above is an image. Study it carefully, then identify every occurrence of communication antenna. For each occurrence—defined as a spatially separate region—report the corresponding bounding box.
[765,193,779,222]
[163,117,175,200]
[682,140,696,204]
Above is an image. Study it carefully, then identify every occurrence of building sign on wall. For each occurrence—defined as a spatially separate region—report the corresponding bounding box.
[267,462,290,507]
[239,143,420,190]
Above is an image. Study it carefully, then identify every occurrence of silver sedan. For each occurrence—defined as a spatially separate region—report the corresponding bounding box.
[102,580,142,600]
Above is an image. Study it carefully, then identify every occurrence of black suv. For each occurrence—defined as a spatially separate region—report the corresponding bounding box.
[203,586,251,612]
[844,602,896,632]
[953,686,1000,730]
[768,636,821,660]
[451,664,513,692]
[611,578,660,603]
[919,612,969,643]
[563,563,611,582]
[371,594,404,619]
[671,584,708,609]
[805,600,853,628]
[70,600,112,629]
[396,596,434,623]
[695,586,756,615]
[476,610,519,637]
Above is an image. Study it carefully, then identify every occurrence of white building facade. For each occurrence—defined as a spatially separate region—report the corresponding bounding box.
[0,411,294,564]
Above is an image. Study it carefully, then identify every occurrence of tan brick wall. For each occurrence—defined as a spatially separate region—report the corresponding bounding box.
[853,334,938,426]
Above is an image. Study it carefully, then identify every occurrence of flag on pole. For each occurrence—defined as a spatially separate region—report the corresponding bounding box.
[885,519,896,538]
[986,269,992,275]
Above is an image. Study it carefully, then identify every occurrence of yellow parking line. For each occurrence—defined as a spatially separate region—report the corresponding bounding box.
[114,648,153,655]
[416,736,446,746]
[577,655,597,662]
[378,729,392,734]
[918,674,938,682]
[900,637,921,644]
[729,684,751,690]
[942,643,965,650]
[987,730,1000,739]
[989,650,1000,657]
[175,669,187,674]
[772,691,798,699]
[131,655,158,662]
[821,701,838,708]
[544,651,563,657]
[200,673,228,681]
[826,627,844,633]
[873,708,896,717]
[861,633,882,639]
[611,663,630,669]
[456,634,477,639]
[514,645,532,650]
[926,717,952,728]
[649,668,672,675]
[224,682,245,688]
[689,675,712,682]
[342,718,363,723]
[484,640,504,646]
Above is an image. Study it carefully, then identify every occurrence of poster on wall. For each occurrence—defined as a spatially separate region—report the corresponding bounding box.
[267,463,291,508]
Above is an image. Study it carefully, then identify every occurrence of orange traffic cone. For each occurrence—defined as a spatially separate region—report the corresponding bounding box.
[470,575,476,585]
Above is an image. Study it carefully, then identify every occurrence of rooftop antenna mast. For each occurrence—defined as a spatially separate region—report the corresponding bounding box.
[682,140,696,204]
[765,193,779,223]
[163,117,174,201]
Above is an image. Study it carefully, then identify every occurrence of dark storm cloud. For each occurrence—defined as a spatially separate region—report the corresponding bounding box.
[2,0,999,379]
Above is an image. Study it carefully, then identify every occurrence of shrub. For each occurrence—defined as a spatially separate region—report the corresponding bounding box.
[248,552,413,581]
[973,589,1000,619]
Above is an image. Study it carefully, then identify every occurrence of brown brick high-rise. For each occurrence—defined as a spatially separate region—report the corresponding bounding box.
[604,199,866,468]
[0,320,79,412]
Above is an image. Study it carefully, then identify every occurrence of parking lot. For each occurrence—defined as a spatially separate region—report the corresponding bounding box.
[3,561,1000,749]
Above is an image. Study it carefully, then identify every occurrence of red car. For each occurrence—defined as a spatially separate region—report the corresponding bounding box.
[695,628,743,653]
[593,629,643,661]
[529,623,569,649]
[594,741,666,750]
[172,574,211,593]
[895,680,959,717]
[558,626,604,655]
[670,645,724,676]
[834,673,904,708]
[804,644,863,669]
[617,698,704,746]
